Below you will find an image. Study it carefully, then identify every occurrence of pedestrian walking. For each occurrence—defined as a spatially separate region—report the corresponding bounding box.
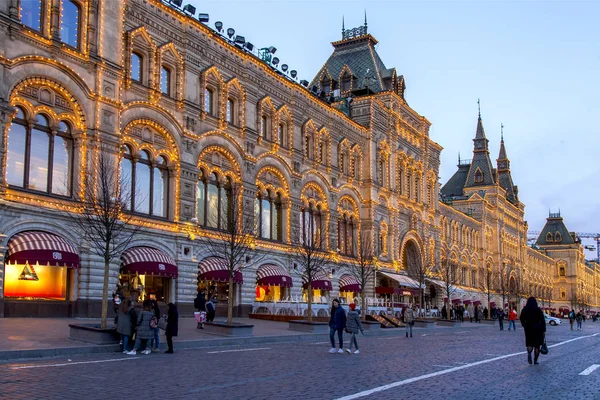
[568,309,575,330]
[127,300,154,355]
[576,310,583,330]
[497,308,505,330]
[116,299,136,353]
[328,299,346,354]
[194,291,207,329]
[468,304,474,323]
[475,305,482,323]
[206,296,216,322]
[441,305,448,320]
[404,305,415,338]
[483,307,489,320]
[508,307,517,331]
[165,303,179,354]
[519,297,546,365]
[345,303,363,354]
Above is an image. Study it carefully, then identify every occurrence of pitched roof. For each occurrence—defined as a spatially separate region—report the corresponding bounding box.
[309,33,395,94]
[441,164,470,198]
[464,116,496,188]
[497,137,518,203]
[536,213,576,245]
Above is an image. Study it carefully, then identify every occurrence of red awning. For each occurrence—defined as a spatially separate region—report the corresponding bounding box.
[490,302,496,307]
[395,288,420,296]
[256,264,292,288]
[121,247,178,278]
[6,231,80,268]
[198,257,243,284]
[339,274,362,293]
[452,298,462,304]
[464,300,471,305]
[377,287,394,294]
[303,272,332,291]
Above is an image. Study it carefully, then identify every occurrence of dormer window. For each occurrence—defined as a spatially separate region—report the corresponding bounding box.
[474,168,483,183]
[321,78,331,94]
[341,72,351,92]
[555,231,562,242]
[546,232,554,243]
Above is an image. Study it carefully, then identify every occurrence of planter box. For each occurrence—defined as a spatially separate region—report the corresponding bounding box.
[69,324,120,344]
[436,320,461,327]
[288,320,330,333]
[413,320,435,328]
[203,321,254,337]
[361,320,381,331]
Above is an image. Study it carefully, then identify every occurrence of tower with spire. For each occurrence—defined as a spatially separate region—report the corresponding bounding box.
[496,124,519,203]
[464,102,496,188]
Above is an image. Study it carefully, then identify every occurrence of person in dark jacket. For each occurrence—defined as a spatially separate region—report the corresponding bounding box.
[520,296,546,365]
[345,303,363,354]
[483,307,489,320]
[576,310,584,330]
[441,305,447,320]
[127,300,154,355]
[497,308,505,330]
[150,299,161,352]
[165,303,179,354]
[206,296,216,322]
[328,299,346,354]
[195,291,207,329]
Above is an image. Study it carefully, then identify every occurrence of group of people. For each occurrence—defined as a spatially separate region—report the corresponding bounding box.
[194,290,218,328]
[494,307,518,331]
[328,299,364,354]
[440,304,484,322]
[568,309,586,330]
[115,297,179,354]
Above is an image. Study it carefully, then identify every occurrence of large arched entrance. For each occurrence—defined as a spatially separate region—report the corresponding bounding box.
[402,239,425,308]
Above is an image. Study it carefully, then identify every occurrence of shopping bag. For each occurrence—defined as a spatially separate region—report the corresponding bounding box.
[158,315,168,331]
[194,311,207,323]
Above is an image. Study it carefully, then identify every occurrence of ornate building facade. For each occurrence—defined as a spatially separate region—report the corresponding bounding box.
[0,0,596,317]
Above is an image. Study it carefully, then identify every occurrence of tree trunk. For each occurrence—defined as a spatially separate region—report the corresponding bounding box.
[227,275,234,325]
[361,294,367,321]
[100,259,110,329]
[307,282,313,324]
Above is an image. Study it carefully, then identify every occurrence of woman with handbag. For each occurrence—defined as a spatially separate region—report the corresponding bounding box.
[519,296,546,365]
[328,299,346,354]
[404,305,415,338]
[127,300,155,355]
[165,303,179,354]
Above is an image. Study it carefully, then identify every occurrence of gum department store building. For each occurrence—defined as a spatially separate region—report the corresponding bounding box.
[0,0,598,317]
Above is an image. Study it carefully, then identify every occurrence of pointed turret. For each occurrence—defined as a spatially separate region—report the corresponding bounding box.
[496,125,518,203]
[464,106,496,188]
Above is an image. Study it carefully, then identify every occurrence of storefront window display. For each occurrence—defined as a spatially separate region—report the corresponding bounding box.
[255,285,288,302]
[4,262,68,300]
[119,273,170,303]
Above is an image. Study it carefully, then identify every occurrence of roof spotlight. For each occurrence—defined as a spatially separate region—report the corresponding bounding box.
[272,57,279,66]
[234,35,245,45]
[214,21,223,32]
[245,42,254,51]
[227,28,235,39]
[268,46,277,54]
[290,70,297,78]
[281,64,288,72]
[183,4,196,15]
[197,13,209,23]
[300,80,309,87]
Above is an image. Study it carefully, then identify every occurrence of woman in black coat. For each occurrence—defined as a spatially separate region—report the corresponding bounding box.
[519,296,546,365]
[165,303,179,354]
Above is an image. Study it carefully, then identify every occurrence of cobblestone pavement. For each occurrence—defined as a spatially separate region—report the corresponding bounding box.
[1,321,599,400]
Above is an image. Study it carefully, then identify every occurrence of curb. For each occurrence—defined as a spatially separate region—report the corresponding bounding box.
[0,325,407,362]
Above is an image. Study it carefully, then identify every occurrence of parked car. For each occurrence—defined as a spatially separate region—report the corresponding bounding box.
[544,314,561,326]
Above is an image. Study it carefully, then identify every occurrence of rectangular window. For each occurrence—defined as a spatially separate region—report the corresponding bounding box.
[52,136,72,196]
[131,53,142,82]
[61,0,80,48]
[28,128,49,192]
[160,67,170,95]
[226,99,233,123]
[20,0,42,31]
[204,89,213,115]
[6,124,27,187]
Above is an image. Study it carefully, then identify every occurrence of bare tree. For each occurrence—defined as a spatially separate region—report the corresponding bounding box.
[343,230,376,321]
[439,259,460,320]
[203,182,260,325]
[62,151,144,329]
[405,248,431,318]
[478,266,495,319]
[290,220,332,324]
[497,265,511,310]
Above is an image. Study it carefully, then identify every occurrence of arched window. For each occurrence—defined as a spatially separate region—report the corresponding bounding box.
[546,232,554,243]
[415,176,421,202]
[5,109,73,196]
[337,216,355,256]
[278,123,285,147]
[131,53,142,82]
[341,72,351,92]
[305,135,312,159]
[319,140,327,164]
[302,206,322,248]
[196,172,231,230]
[474,169,484,183]
[378,158,386,186]
[255,191,282,241]
[340,153,346,174]
[559,265,566,277]
[160,66,171,95]
[204,89,213,115]
[20,0,42,31]
[61,0,80,48]
[120,148,169,217]
[226,98,234,124]
[321,77,331,94]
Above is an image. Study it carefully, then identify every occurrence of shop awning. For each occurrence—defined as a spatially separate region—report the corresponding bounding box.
[425,278,465,296]
[380,271,422,289]
[303,272,332,291]
[395,288,420,296]
[464,300,471,305]
[6,231,80,268]
[198,257,243,284]
[473,300,481,305]
[121,247,178,278]
[339,274,362,293]
[452,298,462,304]
[490,302,496,307]
[256,264,292,288]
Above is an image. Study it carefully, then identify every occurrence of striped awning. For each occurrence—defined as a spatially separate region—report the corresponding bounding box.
[121,247,178,278]
[338,274,362,293]
[302,272,332,291]
[256,264,292,288]
[198,257,243,284]
[6,231,80,268]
